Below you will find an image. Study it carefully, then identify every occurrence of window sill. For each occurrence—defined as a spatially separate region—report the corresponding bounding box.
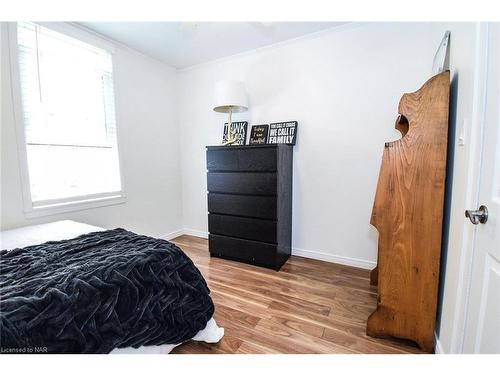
[23,194,126,218]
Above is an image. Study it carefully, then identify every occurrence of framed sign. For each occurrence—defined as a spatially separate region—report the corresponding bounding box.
[222,121,248,145]
[268,121,298,145]
[248,124,269,145]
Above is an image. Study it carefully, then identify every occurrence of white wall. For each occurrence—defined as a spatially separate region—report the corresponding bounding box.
[1,23,183,238]
[177,23,436,268]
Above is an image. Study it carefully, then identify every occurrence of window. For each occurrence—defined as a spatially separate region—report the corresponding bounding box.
[14,22,124,213]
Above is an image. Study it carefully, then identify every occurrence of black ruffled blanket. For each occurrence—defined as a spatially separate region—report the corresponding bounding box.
[0,228,214,353]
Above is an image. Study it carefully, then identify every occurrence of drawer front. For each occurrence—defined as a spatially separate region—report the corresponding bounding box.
[209,234,277,268]
[207,148,277,171]
[207,172,276,195]
[208,193,277,219]
[208,214,277,243]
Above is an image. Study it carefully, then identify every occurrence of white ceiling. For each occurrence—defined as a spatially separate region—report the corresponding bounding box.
[79,22,347,69]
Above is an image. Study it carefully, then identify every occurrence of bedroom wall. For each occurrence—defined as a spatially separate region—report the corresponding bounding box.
[0,23,183,238]
[176,22,436,268]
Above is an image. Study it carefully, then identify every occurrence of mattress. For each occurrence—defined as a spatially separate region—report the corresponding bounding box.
[0,220,223,353]
[0,220,104,251]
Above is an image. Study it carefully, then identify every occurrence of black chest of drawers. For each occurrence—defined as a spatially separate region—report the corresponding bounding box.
[206,144,293,270]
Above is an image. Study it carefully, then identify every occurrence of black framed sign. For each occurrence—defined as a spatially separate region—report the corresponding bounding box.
[268,121,298,145]
[222,121,248,145]
[248,124,269,145]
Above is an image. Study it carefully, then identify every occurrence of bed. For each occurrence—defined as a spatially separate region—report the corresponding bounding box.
[0,220,223,354]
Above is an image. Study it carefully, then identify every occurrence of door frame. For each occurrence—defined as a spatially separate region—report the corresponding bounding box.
[446,22,491,354]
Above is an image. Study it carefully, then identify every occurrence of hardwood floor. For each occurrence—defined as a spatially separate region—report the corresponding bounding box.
[170,235,424,354]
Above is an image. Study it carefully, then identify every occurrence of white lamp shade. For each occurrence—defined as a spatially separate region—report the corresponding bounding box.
[213,80,248,113]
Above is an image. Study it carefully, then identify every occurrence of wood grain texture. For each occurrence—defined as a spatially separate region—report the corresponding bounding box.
[207,172,277,195]
[170,235,423,354]
[367,71,450,353]
[208,193,277,219]
[208,214,277,243]
[206,145,278,172]
[209,234,278,269]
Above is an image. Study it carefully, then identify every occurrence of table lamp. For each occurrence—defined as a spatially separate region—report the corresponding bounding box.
[213,80,248,145]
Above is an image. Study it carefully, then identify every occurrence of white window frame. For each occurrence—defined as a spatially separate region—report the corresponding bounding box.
[7,22,127,218]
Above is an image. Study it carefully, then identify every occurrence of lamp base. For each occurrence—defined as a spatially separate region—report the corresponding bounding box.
[222,113,237,146]
[223,130,237,145]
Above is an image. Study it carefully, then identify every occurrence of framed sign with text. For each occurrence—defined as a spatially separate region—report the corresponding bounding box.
[248,124,269,145]
[222,121,248,145]
[268,121,298,145]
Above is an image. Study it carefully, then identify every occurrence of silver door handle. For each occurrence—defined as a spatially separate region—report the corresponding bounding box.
[465,205,488,225]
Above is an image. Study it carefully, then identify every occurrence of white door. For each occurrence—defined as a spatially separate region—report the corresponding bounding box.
[463,22,500,354]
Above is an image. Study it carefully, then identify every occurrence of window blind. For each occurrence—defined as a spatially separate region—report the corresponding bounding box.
[17,22,122,204]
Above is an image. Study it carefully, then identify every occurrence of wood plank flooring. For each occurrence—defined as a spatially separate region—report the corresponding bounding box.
[170,235,423,354]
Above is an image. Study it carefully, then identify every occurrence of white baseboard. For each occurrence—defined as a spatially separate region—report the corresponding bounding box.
[182,228,209,239]
[292,247,376,270]
[160,229,442,353]
[159,228,209,240]
[434,332,444,354]
[159,229,185,241]
[173,229,375,270]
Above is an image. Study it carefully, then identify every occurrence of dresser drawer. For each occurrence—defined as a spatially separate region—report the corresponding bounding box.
[208,214,277,243]
[207,148,277,171]
[208,193,276,219]
[209,234,277,269]
[207,172,276,195]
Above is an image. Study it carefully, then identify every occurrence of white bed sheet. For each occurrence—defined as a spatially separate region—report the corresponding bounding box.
[0,220,223,353]
[1,220,104,251]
